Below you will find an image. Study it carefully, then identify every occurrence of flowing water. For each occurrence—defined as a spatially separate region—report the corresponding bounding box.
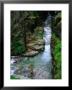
[11,16,52,79]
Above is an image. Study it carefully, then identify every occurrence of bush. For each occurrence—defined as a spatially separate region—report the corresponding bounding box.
[11,40,26,55]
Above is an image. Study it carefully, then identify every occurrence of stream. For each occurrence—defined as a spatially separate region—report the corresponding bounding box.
[10,16,52,79]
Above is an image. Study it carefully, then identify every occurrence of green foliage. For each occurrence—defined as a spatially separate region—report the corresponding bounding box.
[52,33,61,79]
[52,12,61,39]
[11,40,26,55]
[55,12,61,20]
[51,11,61,79]
[34,26,43,39]
[11,75,20,79]
[11,11,44,55]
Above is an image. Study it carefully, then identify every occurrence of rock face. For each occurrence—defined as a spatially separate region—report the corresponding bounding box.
[23,50,39,57]
[23,39,45,57]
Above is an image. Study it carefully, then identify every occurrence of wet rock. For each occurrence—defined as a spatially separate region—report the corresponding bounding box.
[23,50,39,57]
[30,45,44,51]
[11,56,23,64]
[10,66,17,75]
[14,69,22,74]
[35,39,45,45]
[11,59,17,64]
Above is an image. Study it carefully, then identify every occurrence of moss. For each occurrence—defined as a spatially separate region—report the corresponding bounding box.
[52,33,61,79]
[11,75,20,79]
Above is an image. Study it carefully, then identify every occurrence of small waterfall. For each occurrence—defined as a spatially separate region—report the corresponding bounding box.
[42,26,52,62]
[43,27,51,45]
[42,14,52,61]
[41,14,52,78]
[44,14,51,27]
